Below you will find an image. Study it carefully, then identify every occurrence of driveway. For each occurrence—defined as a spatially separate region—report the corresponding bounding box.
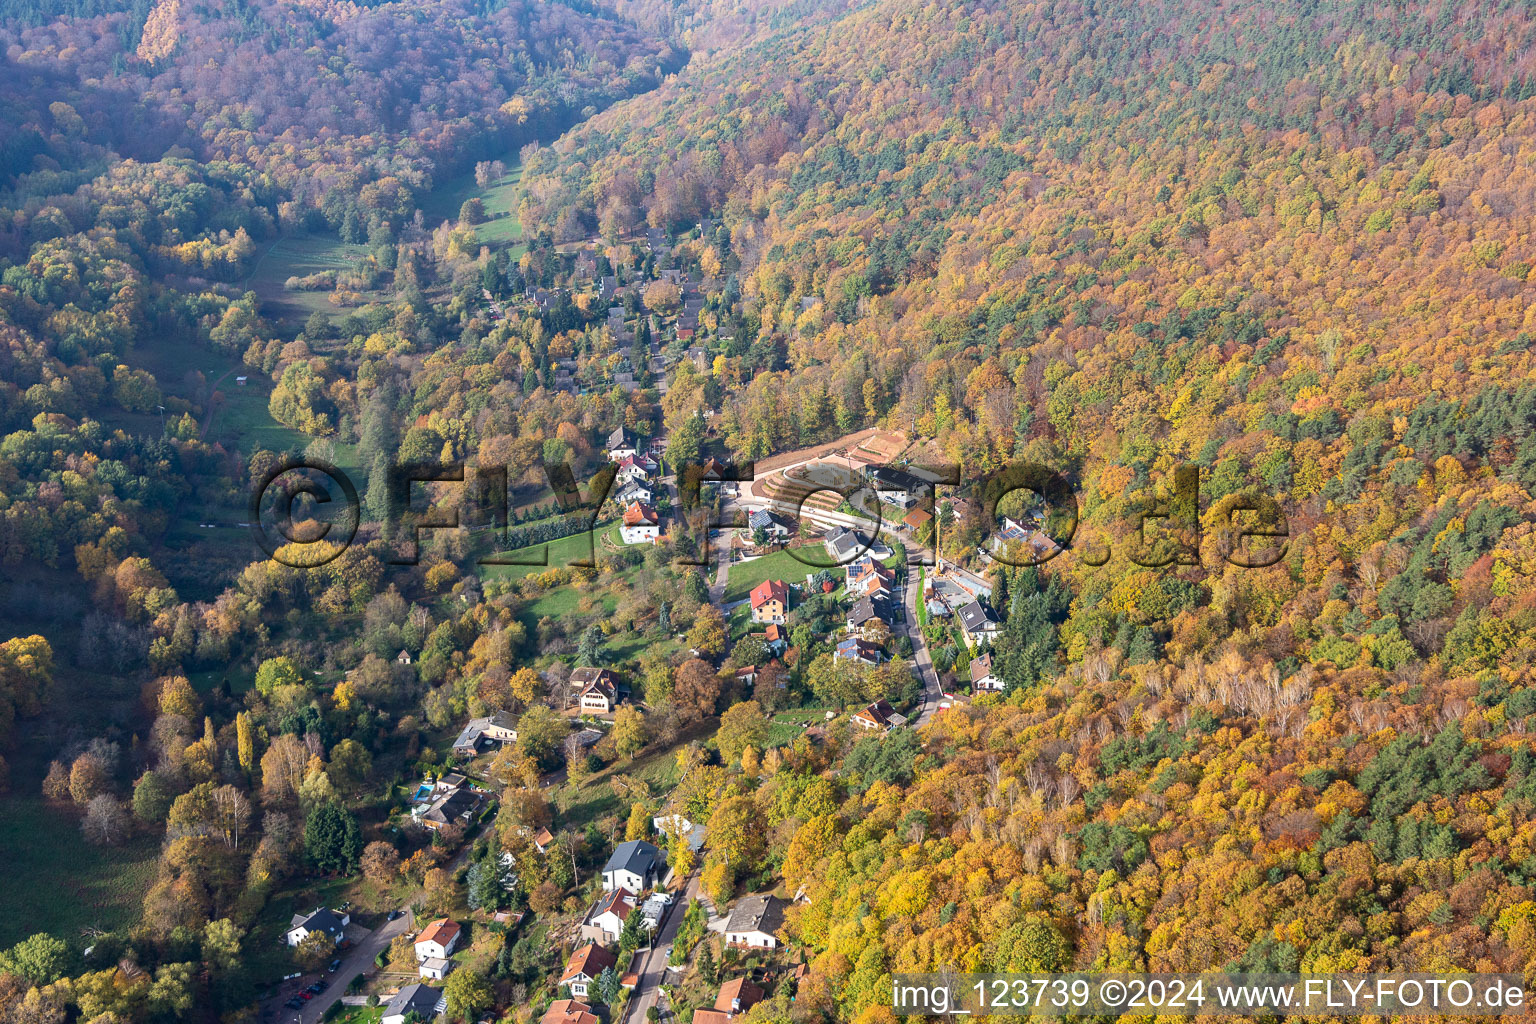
[622,871,703,1024]
[265,911,412,1024]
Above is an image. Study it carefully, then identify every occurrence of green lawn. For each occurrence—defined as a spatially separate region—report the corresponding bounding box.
[247,234,382,325]
[420,158,527,251]
[332,1007,383,1024]
[0,797,161,947]
[723,549,822,604]
[550,739,684,826]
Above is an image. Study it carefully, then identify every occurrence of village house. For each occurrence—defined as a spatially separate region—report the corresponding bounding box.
[382,984,444,1024]
[724,894,784,949]
[834,636,883,666]
[845,557,895,599]
[570,667,621,714]
[285,907,348,948]
[969,653,1003,692]
[692,977,767,1024]
[411,774,484,831]
[957,599,1001,647]
[602,839,666,892]
[747,509,793,544]
[543,998,601,1024]
[579,887,638,943]
[451,710,518,758]
[621,501,661,544]
[414,918,461,962]
[750,579,789,625]
[846,595,893,637]
[851,698,907,733]
[608,426,639,460]
[561,944,618,999]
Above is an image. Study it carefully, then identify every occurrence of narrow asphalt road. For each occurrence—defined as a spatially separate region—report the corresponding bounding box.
[267,911,412,1024]
[622,870,703,1024]
[904,568,944,726]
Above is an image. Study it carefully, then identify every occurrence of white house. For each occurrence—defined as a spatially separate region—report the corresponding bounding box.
[608,426,639,460]
[286,908,348,948]
[579,888,637,943]
[561,944,617,999]
[419,957,454,980]
[724,894,783,949]
[957,600,1001,648]
[414,918,461,962]
[969,653,1003,692]
[621,501,660,544]
[603,839,665,892]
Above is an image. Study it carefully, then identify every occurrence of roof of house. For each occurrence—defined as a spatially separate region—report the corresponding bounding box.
[415,919,460,949]
[847,595,890,626]
[957,599,998,632]
[903,506,933,529]
[543,998,601,1024]
[823,526,865,562]
[749,579,788,609]
[868,464,924,492]
[724,894,783,938]
[384,982,443,1019]
[747,509,789,532]
[452,712,516,749]
[624,501,659,527]
[562,943,617,983]
[835,637,881,662]
[604,839,665,880]
[290,907,346,938]
[571,666,618,689]
[969,653,995,684]
[422,788,479,824]
[716,976,767,1013]
[591,888,636,923]
[763,624,785,643]
[534,827,554,846]
[854,699,900,729]
[609,426,635,448]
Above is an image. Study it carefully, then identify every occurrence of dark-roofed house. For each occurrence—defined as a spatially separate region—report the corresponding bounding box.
[418,786,482,831]
[724,894,784,949]
[846,595,893,637]
[571,667,620,714]
[382,983,444,1024]
[835,636,883,666]
[608,426,638,460]
[747,509,792,544]
[957,599,1001,648]
[603,839,666,892]
[822,525,865,564]
[286,907,349,947]
[867,464,926,509]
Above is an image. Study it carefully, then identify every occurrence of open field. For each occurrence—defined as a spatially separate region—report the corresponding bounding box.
[420,159,527,250]
[0,798,160,947]
[247,235,384,325]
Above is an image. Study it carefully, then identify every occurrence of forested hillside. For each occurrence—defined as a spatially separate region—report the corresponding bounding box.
[5,0,1536,1022]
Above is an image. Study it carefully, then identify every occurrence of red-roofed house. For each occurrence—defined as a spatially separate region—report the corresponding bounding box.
[561,944,618,999]
[621,502,661,545]
[750,579,789,624]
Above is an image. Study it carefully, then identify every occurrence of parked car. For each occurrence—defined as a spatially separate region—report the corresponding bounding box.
[297,992,312,1002]
[327,959,341,973]
[284,998,302,1010]
[386,909,404,921]
[306,982,324,995]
